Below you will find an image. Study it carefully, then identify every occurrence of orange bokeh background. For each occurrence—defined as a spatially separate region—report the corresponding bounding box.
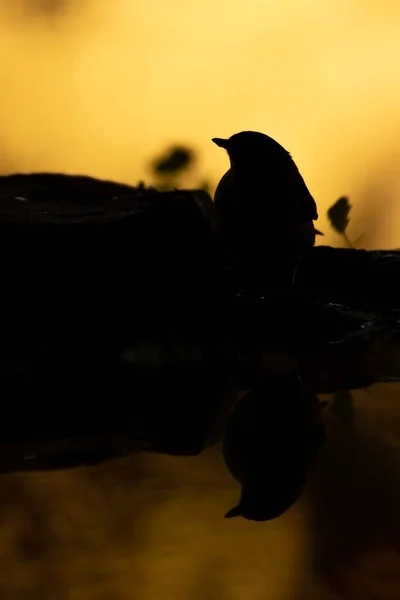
[0,3,400,598]
[1,0,400,246]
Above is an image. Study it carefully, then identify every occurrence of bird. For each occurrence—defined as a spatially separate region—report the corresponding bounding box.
[222,377,325,521]
[212,132,321,275]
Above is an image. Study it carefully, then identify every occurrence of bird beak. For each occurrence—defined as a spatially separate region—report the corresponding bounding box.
[314,229,324,236]
[212,137,229,149]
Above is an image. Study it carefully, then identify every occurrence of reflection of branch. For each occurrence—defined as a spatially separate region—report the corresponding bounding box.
[299,330,400,393]
[330,390,355,427]
[218,304,400,395]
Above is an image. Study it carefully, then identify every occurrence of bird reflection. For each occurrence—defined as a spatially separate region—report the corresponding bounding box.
[222,375,325,521]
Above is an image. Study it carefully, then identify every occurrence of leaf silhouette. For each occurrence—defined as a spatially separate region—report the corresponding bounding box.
[13,0,71,18]
[327,196,352,234]
[152,145,194,176]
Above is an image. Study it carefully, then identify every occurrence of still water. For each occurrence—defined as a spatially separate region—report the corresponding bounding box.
[0,384,399,599]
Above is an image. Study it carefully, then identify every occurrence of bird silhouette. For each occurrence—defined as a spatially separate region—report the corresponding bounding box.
[222,377,325,521]
[212,131,321,279]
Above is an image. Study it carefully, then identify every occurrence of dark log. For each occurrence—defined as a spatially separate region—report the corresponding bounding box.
[0,172,399,474]
[296,245,400,310]
[0,173,227,471]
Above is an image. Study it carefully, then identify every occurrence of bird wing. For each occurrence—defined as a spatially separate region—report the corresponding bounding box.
[214,169,244,237]
[289,167,318,221]
[213,169,233,211]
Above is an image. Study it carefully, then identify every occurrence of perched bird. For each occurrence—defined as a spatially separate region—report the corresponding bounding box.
[222,377,325,521]
[212,132,321,273]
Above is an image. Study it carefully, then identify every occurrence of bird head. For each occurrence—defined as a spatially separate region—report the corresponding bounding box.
[212,131,291,169]
[212,130,318,221]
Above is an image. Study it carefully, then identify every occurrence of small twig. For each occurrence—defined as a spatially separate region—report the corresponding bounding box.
[352,234,364,248]
[342,232,364,249]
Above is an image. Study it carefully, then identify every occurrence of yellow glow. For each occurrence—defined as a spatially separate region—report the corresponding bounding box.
[0,0,400,245]
[0,7,400,594]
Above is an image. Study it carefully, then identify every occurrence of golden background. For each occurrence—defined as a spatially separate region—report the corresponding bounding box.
[0,1,400,598]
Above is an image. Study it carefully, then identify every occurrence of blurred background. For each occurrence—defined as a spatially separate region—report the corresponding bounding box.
[1,0,400,246]
[0,1,400,598]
